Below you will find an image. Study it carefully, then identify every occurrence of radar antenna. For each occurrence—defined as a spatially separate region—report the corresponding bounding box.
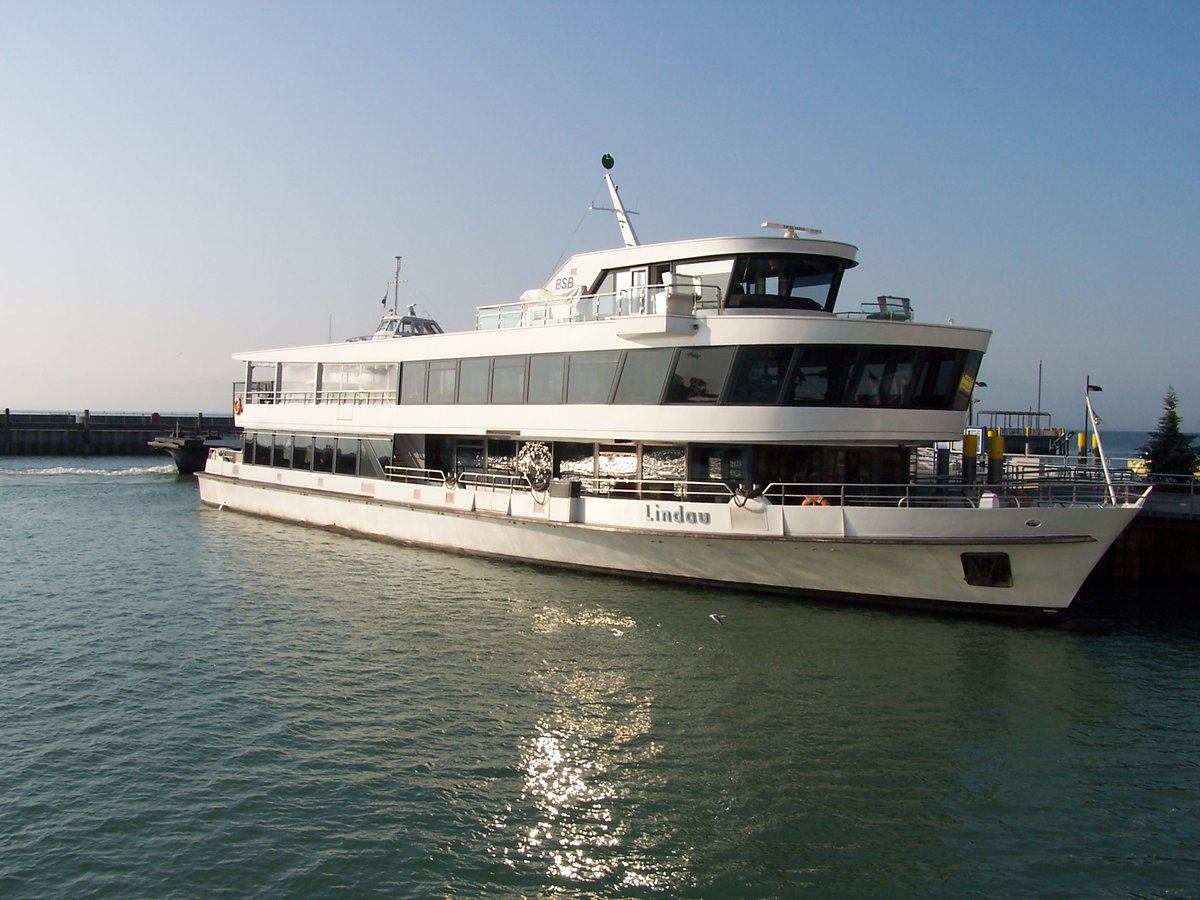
[761,221,822,238]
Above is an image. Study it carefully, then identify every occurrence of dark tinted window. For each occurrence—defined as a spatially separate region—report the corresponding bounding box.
[850,347,919,407]
[784,345,858,406]
[313,435,334,472]
[666,347,735,403]
[292,435,313,470]
[911,348,966,409]
[614,348,675,404]
[727,346,795,405]
[335,437,358,474]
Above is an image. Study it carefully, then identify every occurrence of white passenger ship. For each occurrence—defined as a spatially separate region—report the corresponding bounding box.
[198,157,1147,616]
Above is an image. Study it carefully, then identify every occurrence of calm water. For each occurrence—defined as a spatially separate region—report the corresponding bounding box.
[1,457,1198,898]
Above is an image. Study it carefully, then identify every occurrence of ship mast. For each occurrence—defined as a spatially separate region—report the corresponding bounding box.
[600,153,640,248]
[392,256,402,316]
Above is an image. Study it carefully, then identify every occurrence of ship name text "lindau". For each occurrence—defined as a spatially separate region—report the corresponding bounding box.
[645,503,712,525]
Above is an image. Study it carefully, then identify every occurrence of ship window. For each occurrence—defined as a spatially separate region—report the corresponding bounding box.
[313,435,335,472]
[335,437,358,474]
[528,354,566,404]
[689,445,749,491]
[400,361,427,404]
[954,351,985,412]
[458,358,490,404]
[674,258,734,310]
[254,432,273,466]
[666,347,735,403]
[248,363,277,405]
[358,438,392,478]
[911,348,966,410]
[426,436,454,477]
[784,345,857,406]
[567,351,621,404]
[361,363,400,404]
[727,346,796,405]
[427,360,458,404]
[556,442,595,480]
[851,347,918,407]
[280,363,316,403]
[272,433,291,467]
[491,356,527,404]
[242,432,256,464]
[728,255,842,311]
[456,439,485,475]
[292,434,313,470]
[961,552,1013,588]
[614,348,675,404]
[486,438,517,474]
[641,445,687,481]
[597,444,638,481]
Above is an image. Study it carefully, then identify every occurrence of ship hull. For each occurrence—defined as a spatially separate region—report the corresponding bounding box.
[197,461,1139,616]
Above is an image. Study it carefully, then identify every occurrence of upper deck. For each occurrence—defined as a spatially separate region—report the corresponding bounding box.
[478,234,860,331]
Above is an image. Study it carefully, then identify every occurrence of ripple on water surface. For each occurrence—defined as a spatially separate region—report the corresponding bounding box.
[1,459,1199,896]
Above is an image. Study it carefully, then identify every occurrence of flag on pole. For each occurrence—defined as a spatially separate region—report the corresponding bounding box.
[381,290,388,306]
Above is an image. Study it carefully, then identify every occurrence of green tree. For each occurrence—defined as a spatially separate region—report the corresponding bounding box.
[1140,386,1198,477]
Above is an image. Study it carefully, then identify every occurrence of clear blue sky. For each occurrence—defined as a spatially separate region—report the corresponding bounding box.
[3,0,1197,431]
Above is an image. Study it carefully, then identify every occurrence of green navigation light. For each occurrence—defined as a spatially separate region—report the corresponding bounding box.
[601,153,614,170]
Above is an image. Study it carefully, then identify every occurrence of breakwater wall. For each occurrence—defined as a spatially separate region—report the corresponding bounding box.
[1,409,238,456]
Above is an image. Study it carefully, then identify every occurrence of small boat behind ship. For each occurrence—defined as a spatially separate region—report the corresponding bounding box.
[149,421,241,474]
[197,156,1148,617]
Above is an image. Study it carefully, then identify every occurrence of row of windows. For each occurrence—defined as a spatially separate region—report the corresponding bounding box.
[257,344,982,411]
[244,430,910,495]
[244,432,393,478]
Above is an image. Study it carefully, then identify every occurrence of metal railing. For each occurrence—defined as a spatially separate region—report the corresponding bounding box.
[475,285,723,330]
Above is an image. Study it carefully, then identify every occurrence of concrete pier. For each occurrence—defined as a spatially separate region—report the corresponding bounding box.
[1,409,238,456]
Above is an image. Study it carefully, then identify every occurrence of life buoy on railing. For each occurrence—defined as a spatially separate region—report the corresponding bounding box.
[801,495,829,507]
[233,398,243,415]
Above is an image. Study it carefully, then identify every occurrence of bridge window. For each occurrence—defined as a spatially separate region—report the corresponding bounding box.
[728,255,843,311]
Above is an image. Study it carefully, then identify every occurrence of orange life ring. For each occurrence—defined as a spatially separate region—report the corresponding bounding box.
[802,494,829,507]
[233,398,243,415]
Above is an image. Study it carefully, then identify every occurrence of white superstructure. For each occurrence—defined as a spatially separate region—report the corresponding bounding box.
[198,158,1147,616]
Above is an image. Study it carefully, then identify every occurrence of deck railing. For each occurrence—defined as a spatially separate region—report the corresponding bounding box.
[370,465,1147,509]
[475,285,723,330]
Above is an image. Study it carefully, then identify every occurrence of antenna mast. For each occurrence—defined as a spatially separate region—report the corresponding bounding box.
[600,154,640,248]
[393,256,402,316]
